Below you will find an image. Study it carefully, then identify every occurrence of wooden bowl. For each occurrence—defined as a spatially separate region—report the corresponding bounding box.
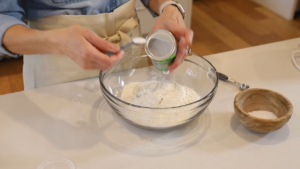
[234,88,293,133]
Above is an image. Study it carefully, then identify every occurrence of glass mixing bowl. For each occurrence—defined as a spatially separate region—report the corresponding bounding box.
[99,47,218,130]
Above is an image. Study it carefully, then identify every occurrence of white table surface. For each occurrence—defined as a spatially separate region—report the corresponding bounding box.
[1,38,300,169]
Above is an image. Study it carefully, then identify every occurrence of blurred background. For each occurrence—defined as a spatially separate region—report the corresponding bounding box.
[1,0,300,95]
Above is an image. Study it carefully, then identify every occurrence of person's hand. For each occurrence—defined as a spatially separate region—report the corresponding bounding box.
[151,5,193,72]
[45,25,123,70]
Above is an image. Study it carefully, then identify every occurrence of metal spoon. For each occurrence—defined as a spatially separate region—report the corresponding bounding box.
[217,72,249,90]
[106,37,146,56]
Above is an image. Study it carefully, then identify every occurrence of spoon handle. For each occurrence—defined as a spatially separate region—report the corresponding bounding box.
[217,72,249,90]
[218,72,239,86]
[105,42,134,56]
[217,72,229,81]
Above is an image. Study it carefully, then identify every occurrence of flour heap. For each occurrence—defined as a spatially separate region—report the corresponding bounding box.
[120,81,200,108]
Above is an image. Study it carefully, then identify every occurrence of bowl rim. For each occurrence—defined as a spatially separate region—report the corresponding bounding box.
[99,51,219,110]
[234,88,293,121]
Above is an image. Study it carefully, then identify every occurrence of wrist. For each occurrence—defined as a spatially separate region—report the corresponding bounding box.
[163,4,178,13]
[159,1,185,19]
[160,5,182,19]
[40,30,60,54]
[149,0,174,14]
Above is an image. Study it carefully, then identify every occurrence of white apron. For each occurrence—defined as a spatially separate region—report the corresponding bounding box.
[23,0,145,90]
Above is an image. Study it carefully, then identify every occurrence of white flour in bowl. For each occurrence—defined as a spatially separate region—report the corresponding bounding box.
[120,81,200,108]
[118,81,202,128]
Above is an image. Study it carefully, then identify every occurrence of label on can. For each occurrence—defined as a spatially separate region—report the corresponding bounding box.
[151,51,176,71]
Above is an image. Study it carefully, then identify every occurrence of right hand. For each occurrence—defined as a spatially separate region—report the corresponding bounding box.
[45,25,123,70]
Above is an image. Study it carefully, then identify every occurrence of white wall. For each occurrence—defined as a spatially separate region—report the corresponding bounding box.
[252,0,298,20]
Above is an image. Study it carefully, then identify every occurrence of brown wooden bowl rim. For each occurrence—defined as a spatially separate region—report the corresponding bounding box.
[234,88,293,122]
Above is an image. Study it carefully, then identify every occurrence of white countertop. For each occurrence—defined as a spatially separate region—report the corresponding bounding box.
[1,38,300,169]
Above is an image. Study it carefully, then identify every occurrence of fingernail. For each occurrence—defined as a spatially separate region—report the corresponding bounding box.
[189,31,194,43]
[113,44,120,51]
[180,37,185,45]
[119,51,124,58]
[169,66,173,72]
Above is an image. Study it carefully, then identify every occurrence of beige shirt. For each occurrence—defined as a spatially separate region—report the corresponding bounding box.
[23,0,148,90]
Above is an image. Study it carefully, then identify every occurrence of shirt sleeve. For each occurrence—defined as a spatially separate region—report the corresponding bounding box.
[0,0,28,57]
[139,0,159,17]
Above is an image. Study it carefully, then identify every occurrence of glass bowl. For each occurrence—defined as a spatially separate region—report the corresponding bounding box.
[99,47,218,130]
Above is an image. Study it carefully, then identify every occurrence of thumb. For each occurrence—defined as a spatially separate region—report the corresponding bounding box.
[184,29,194,46]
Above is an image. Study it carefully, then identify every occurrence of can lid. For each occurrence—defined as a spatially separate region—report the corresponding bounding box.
[145,30,176,60]
[37,158,75,169]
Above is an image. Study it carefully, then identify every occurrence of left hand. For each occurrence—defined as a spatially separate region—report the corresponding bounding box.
[151,5,194,72]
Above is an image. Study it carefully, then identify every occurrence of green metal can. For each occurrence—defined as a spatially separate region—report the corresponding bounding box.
[145,30,177,71]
